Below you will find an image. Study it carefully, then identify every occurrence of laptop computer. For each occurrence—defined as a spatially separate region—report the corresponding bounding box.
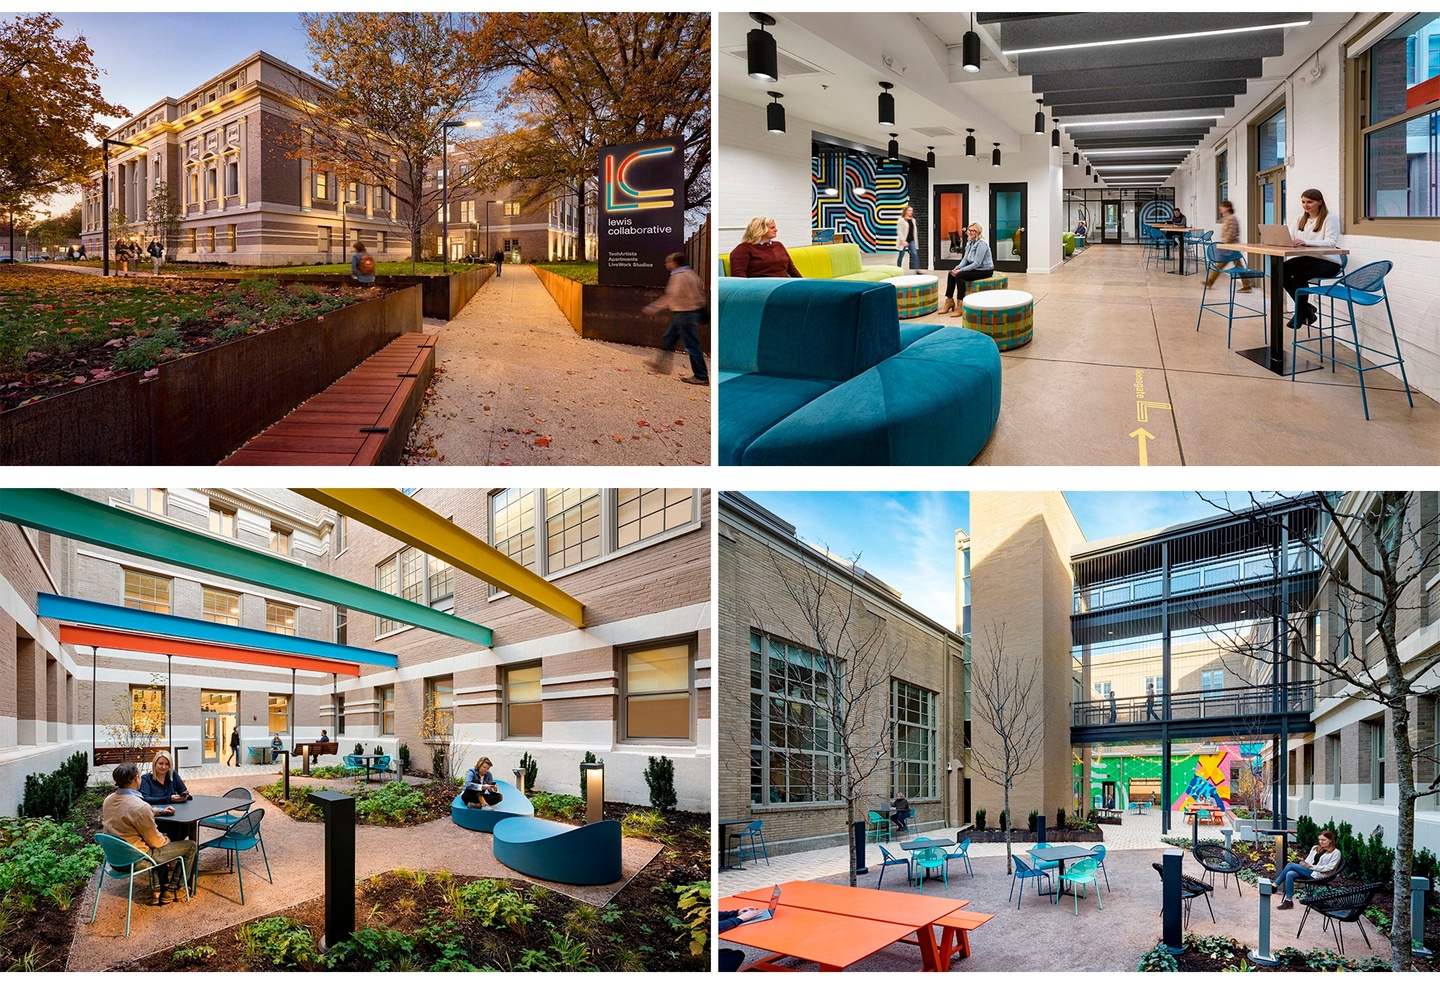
[742,885,783,924]
[1257,224,1295,246]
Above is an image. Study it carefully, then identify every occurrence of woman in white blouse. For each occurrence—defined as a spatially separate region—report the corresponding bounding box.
[1275,828,1342,909]
[1282,189,1343,330]
[894,205,920,271]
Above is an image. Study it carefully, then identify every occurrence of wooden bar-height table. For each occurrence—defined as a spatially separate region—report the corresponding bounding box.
[1148,224,1200,275]
[1236,243,1350,376]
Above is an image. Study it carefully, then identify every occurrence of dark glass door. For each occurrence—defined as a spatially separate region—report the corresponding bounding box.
[989,183,1027,273]
[1102,200,1122,243]
[931,184,969,270]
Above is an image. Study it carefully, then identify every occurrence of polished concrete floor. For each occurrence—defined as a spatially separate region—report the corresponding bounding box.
[907,245,1438,466]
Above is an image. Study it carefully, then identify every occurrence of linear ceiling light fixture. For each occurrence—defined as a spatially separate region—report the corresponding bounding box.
[962,14,982,73]
[965,128,976,158]
[1002,19,1312,57]
[767,91,786,133]
[1084,147,1195,155]
[878,81,895,126]
[1034,99,1046,135]
[1094,163,1183,171]
[748,13,779,82]
[1063,115,1221,128]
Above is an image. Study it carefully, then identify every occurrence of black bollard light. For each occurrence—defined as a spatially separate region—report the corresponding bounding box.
[1161,848,1185,953]
[307,790,355,950]
[852,820,869,875]
[282,750,290,801]
[1037,813,1046,843]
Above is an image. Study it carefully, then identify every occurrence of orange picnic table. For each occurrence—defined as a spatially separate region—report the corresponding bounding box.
[718,893,918,971]
[729,881,972,971]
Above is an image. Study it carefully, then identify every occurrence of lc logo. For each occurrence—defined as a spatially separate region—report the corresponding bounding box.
[604,145,675,212]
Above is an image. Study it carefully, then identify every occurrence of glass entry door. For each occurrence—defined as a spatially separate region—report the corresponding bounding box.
[931,184,969,270]
[988,183,1027,273]
[200,690,237,764]
[1102,200,1121,243]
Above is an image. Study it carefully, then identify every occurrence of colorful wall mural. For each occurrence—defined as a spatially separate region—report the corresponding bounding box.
[811,151,909,253]
[1078,744,1266,812]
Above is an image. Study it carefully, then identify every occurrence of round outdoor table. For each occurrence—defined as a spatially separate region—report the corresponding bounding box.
[890,274,939,318]
[961,289,1034,350]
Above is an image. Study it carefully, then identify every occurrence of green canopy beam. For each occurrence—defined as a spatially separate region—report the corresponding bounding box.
[1,488,492,647]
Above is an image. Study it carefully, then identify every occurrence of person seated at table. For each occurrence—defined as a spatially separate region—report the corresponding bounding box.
[1276,828,1341,909]
[942,223,994,315]
[461,755,505,808]
[1283,188,1342,330]
[103,762,195,906]
[891,794,912,832]
[140,750,191,805]
[271,733,284,757]
[718,908,766,932]
[729,217,802,278]
[1165,207,1188,256]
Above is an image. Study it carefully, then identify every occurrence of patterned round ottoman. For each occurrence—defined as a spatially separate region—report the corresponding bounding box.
[961,289,1034,350]
[890,274,939,319]
[966,273,1009,294]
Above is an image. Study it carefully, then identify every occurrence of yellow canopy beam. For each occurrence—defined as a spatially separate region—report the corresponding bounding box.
[297,489,585,628]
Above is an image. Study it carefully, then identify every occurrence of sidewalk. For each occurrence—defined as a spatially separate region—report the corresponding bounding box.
[405,266,710,465]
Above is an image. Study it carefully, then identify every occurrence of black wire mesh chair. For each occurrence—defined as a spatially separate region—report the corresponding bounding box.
[1192,843,1245,898]
[1296,880,1384,954]
[1152,861,1214,927]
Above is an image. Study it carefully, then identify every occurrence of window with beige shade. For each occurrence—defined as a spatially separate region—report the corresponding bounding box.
[622,640,694,741]
[123,569,171,614]
[505,664,543,738]
[202,587,240,626]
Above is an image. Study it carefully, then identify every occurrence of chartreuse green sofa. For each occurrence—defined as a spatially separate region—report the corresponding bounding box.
[719,278,1002,466]
[720,242,903,281]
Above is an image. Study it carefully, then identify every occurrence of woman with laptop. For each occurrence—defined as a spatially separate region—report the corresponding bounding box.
[1282,189,1342,329]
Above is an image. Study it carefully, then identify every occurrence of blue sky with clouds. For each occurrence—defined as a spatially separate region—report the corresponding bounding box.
[738,491,1288,628]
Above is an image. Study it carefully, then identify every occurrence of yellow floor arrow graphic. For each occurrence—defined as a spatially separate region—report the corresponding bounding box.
[1137,400,1172,423]
[1130,427,1155,466]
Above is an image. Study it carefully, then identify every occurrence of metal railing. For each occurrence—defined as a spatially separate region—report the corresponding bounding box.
[1073,679,1315,727]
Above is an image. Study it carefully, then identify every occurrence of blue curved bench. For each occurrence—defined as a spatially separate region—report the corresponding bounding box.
[492,816,623,886]
[449,780,534,833]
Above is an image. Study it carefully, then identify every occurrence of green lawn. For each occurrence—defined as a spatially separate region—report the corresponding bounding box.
[533,262,599,284]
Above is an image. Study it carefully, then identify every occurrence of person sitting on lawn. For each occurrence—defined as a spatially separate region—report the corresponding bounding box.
[462,756,504,808]
[1276,829,1342,909]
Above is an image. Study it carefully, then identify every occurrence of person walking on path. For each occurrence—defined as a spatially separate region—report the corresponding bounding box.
[493,248,504,277]
[644,251,709,386]
[147,237,165,275]
[1145,682,1160,721]
[228,727,240,767]
[351,241,376,288]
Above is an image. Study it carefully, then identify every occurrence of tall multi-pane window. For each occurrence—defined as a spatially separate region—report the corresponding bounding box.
[1256,106,1287,224]
[492,488,537,569]
[505,664,543,738]
[132,488,166,515]
[209,504,236,538]
[335,606,348,645]
[266,601,296,636]
[425,676,454,737]
[749,632,840,806]
[891,679,937,799]
[225,160,239,196]
[623,641,693,740]
[617,488,695,548]
[546,488,600,572]
[124,569,171,614]
[269,527,291,555]
[375,547,454,635]
[1370,719,1386,801]
[202,588,240,626]
[1094,681,1112,697]
[1215,147,1229,211]
[1328,734,1342,796]
[130,685,165,736]
[379,685,395,735]
[336,694,346,735]
[268,694,290,736]
[1358,14,1440,221]
[1201,669,1225,695]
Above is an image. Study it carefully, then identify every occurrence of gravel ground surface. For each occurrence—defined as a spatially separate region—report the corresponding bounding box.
[405,266,710,465]
[719,839,1385,972]
[71,773,661,971]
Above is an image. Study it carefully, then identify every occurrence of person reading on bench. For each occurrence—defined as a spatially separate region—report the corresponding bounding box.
[462,756,505,808]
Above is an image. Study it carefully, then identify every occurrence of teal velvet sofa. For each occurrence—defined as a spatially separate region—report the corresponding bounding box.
[718,278,1003,466]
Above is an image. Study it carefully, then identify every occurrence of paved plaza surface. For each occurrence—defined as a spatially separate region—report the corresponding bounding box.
[718,811,1384,972]
[407,266,711,465]
[73,771,661,971]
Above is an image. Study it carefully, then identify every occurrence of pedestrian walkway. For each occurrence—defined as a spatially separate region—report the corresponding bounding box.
[405,266,710,465]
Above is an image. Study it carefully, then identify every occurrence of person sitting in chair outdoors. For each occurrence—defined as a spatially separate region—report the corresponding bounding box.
[139,750,191,806]
[271,733,284,756]
[891,794,912,832]
[102,762,196,906]
[462,756,505,808]
[1276,829,1342,909]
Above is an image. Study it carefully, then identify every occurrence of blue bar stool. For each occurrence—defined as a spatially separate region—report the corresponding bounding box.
[1196,242,1266,346]
[1293,260,1413,419]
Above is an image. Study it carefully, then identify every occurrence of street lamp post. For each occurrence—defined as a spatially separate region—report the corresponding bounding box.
[440,120,482,272]
[101,137,142,277]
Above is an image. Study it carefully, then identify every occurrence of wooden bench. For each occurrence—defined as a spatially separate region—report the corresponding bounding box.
[220,332,437,466]
[288,741,339,776]
[93,746,171,766]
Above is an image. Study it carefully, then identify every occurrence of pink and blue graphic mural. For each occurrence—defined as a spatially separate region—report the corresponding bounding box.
[812,152,909,252]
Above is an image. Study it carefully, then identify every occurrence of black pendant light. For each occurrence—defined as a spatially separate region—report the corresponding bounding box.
[992,142,1001,168]
[926,145,936,168]
[878,82,895,127]
[965,128,976,159]
[1072,151,1080,166]
[1051,118,1061,149]
[1093,173,1099,184]
[1034,99,1045,135]
[766,91,785,134]
[747,13,778,83]
[1085,163,1091,176]
[887,132,899,159]
[962,14,981,74]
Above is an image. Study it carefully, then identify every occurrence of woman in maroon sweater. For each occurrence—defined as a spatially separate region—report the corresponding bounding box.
[729,217,802,278]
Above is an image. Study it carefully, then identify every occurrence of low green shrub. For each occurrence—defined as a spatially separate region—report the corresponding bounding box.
[321,926,420,972]
[1137,942,1178,971]
[974,808,986,831]
[113,325,182,371]
[530,791,585,822]
[519,751,538,791]
[236,917,318,970]
[620,808,666,839]
[676,880,709,956]
[455,879,536,933]
[19,770,75,820]
[171,944,217,966]
[1056,807,1067,829]
[645,755,677,811]
[998,809,1008,831]
[0,818,103,902]
[1027,809,1039,832]
[398,743,411,775]
[307,765,352,779]
[354,781,427,824]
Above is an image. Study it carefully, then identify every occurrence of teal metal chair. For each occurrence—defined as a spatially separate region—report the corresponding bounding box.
[341,754,365,777]
[1029,842,1059,872]
[1294,260,1413,419]
[374,755,394,779]
[91,833,190,937]
[729,819,770,868]
[944,836,974,877]
[1057,857,1103,915]
[912,846,948,893]
[1088,843,1112,891]
[875,843,911,890]
[198,807,272,904]
[199,787,253,833]
[1142,225,1168,270]
[1009,856,1052,909]
[1196,242,1266,346]
[866,810,891,843]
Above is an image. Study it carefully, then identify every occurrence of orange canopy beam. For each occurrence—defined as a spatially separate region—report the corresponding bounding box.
[60,625,362,677]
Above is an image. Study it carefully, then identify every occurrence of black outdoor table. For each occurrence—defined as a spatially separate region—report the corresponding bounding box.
[901,837,953,881]
[1030,844,1097,898]
[718,818,752,870]
[354,753,385,783]
[163,794,249,844]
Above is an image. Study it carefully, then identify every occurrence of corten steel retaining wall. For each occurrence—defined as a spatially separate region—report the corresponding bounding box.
[0,285,423,466]
[532,266,712,351]
[184,267,492,320]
